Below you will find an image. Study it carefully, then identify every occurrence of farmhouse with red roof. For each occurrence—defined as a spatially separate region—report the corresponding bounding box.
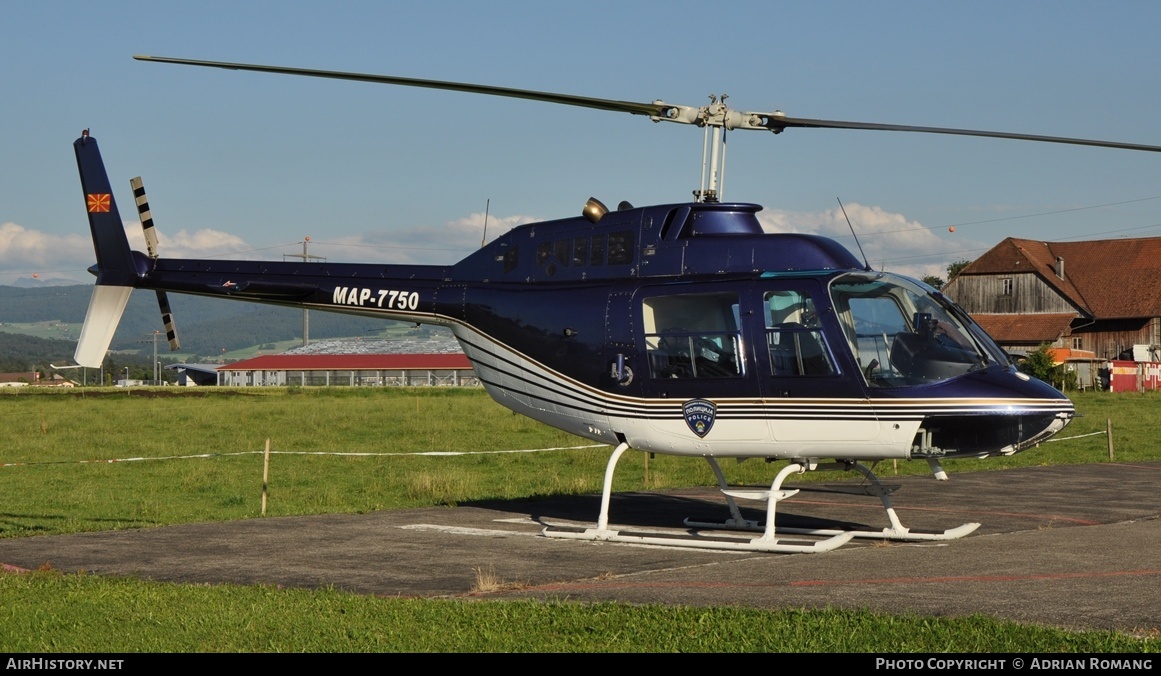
[944,236,1161,361]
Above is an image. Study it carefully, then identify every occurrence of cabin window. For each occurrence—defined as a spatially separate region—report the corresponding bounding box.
[1072,337,1083,349]
[764,291,835,376]
[643,292,742,379]
[554,240,571,266]
[503,246,519,273]
[608,231,634,265]
[572,238,588,267]
[659,208,683,240]
[1002,278,1013,295]
[590,234,607,266]
[536,242,551,266]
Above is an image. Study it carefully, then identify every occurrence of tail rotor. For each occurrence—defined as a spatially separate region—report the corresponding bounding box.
[130,176,181,352]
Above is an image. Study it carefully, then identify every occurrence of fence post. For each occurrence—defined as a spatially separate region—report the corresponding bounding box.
[1107,419,1114,461]
[262,438,271,515]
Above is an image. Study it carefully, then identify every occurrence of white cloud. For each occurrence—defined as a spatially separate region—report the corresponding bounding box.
[0,222,93,284]
[0,221,256,286]
[0,222,91,264]
[124,225,251,259]
[757,203,983,281]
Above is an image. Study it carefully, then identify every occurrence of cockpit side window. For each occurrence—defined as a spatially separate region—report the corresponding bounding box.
[844,296,908,383]
[764,290,835,376]
[643,292,743,379]
[831,273,989,387]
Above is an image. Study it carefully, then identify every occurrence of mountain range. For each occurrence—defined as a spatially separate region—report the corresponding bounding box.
[1,284,399,362]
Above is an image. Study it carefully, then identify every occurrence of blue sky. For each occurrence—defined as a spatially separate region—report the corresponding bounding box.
[3,1,1161,286]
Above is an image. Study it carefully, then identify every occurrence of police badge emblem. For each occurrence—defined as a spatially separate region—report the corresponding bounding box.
[682,399,717,438]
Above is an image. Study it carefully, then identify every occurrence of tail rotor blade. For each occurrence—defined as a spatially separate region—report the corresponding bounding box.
[130,176,160,258]
[157,290,181,351]
[129,176,181,351]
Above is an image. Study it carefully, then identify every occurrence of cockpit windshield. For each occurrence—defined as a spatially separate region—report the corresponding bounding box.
[830,272,996,387]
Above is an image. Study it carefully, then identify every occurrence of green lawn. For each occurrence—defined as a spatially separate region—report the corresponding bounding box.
[0,388,1153,537]
[0,386,1157,651]
[0,573,1154,652]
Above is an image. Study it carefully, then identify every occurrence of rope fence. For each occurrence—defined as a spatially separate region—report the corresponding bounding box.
[2,419,1118,470]
[0,443,608,469]
[0,422,1119,517]
[1041,418,1116,460]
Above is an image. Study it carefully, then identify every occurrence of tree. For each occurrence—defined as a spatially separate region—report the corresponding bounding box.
[1019,344,1077,390]
[1020,344,1058,382]
[946,259,972,282]
[921,275,945,290]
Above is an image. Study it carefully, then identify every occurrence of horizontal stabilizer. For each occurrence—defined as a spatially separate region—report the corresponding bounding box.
[74,285,133,368]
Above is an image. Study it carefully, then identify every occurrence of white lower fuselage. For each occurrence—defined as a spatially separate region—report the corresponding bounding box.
[452,323,1071,461]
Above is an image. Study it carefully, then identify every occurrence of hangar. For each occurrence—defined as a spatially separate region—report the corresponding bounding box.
[214,353,477,387]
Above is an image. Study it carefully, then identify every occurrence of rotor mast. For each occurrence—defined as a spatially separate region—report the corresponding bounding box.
[696,96,727,203]
[647,94,778,203]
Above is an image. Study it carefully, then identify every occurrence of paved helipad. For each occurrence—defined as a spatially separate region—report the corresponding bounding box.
[1,462,1158,633]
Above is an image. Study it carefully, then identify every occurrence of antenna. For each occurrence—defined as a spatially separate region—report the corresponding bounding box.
[837,198,871,271]
[481,198,490,248]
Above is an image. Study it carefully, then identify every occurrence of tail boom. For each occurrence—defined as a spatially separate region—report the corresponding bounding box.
[72,132,454,369]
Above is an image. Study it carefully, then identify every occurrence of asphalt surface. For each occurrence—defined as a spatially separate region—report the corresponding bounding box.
[1,461,1158,634]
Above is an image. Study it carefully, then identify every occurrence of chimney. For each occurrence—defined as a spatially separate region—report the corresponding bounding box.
[1055,256,1065,280]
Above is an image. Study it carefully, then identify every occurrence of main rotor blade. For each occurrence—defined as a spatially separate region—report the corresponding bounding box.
[135,55,1161,154]
[762,115,1161,153]
[133,55,667,118]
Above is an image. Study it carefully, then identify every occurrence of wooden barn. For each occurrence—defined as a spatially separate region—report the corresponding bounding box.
[943,236,1161,361]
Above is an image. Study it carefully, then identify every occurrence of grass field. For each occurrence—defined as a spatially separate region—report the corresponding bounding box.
[0,320,78,342]
[1,573,1153,652]
[0,386,1157,652]
[0,387,1152,537]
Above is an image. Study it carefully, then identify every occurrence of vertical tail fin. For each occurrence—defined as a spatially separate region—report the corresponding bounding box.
[73,132,140,368]
[74,131,139,284]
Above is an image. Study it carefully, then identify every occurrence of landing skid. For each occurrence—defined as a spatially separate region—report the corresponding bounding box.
[544,523,853,554]
[684,459,980,542]
[542,445,979,553]
[541,442,855,553]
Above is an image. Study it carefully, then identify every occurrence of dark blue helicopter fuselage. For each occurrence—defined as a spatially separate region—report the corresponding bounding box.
[75,135,1072,463]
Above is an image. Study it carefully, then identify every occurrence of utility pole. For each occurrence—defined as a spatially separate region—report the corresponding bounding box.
[140,331,162,384]
[284,237,325,347]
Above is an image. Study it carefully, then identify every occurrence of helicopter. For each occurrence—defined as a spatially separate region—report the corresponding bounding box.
[70,56,1161,553]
